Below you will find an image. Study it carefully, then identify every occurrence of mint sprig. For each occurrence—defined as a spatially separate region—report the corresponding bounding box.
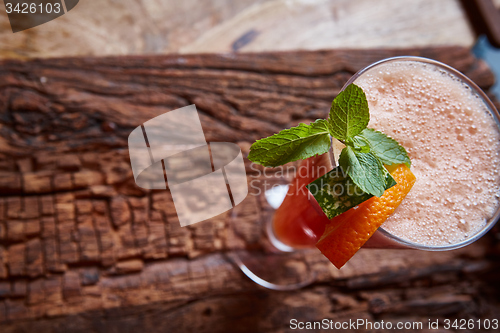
[248,83,411,198]
[247,119,330,167]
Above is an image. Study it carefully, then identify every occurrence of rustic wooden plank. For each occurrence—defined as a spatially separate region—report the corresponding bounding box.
[0,0,475,60]
[0,47,493,156]
[0,47,499,330]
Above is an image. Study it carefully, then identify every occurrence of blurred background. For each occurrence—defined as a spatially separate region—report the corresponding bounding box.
[1,0,500,332]
[0,0,487,57]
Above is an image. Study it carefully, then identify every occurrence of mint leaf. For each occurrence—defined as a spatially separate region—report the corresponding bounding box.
[338,146,387,197]
[307,166,373,219]
[307,165,396,219]
[350,136,370,153]
[357,128,411,167]
[327,84,369,141]
[248,119,331,167]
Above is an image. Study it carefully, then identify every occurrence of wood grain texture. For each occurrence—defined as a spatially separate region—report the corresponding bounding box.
[0,0,475,59]
[0,47,499,332]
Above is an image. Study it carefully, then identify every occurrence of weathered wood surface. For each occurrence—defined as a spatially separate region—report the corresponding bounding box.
[0,47,499,332]
[0,0,477,59]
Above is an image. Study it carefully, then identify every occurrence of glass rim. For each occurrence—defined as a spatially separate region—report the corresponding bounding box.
[342,56,500,251]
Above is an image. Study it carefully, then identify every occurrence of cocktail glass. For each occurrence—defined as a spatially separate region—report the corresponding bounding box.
[231,56,500,290]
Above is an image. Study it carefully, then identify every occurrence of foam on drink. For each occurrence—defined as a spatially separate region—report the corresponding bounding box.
[353,60,500,246]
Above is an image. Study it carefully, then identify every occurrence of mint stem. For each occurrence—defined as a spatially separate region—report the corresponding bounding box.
[328,136,337,167]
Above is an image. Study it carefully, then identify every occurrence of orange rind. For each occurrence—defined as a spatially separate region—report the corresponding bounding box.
[316,164,416,269]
